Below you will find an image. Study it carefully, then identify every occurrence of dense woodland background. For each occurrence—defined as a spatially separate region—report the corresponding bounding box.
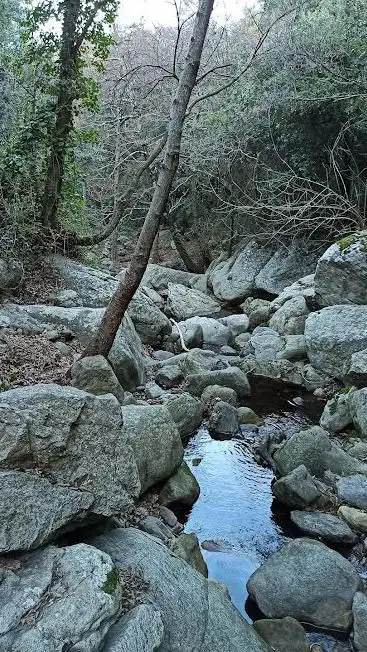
[1,0,366,273]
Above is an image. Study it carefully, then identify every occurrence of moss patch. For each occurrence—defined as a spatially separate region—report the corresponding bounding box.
[336,232,367,253]
[102,565,120,595]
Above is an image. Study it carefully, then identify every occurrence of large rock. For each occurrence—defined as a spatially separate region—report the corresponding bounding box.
[0,303,145,390]
[305,306,367,379]
[247,538,362,631]
[255,245,318,296]
[338,505,367,533]
[0,256,23,291]
[71,355,125,403]
[159,461,200,507]
[162,392,203,439]
[142,264,202,291]
[92,528,270,652]
[0,385,140,517]
[201,385,238,408]
[218,314,249,336]
[104,604,164,652]
[269,296,309,335]
[0,543,122,651]
[0,470,94,553]
[314,233,367,306]
[344,349,367,387]
[336,474,367,511]
[185,367,251,399]
[320,389,353,432]
[178,316,232,349]
[272,464,331,509]
[270,274,316,311]
[171,533,208,577]
[208,400,239,436]
[290,510,357,544]
[209,241,273,303]
[50,255,171,345]
[241,297,271,329]
[254,617,309,652]
[352,592,367,652]
[166,283,221,321]
[350,388,367,439]
[249,327,285,360]
[273,426,367,479]
[121,405,183,494]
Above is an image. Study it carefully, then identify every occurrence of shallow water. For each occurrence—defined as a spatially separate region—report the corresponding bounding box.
[183,381,324,619]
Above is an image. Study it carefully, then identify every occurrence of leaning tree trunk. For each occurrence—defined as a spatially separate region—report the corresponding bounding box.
[81,0,215,358]
[41,0,81,229]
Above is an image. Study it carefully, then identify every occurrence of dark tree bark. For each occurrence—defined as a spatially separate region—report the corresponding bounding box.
[81,0,215,358]
[41,0,81,229]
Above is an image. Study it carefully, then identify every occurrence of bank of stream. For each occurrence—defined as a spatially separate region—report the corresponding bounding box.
[182,381,358,650]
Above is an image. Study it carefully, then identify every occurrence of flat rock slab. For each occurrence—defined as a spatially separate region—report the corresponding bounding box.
[247,538,362,632]
[103,604,164,652]
[91,528,269,652]
[0,470,94,553]
[0,543,122,651]
[336,475,367,511]
[166,283,221,321]
[290,510,357,544]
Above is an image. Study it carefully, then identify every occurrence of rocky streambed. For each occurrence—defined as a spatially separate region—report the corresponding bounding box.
[1,234,367,651]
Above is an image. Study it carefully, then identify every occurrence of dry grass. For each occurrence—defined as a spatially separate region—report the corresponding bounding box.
[0,331,80,391]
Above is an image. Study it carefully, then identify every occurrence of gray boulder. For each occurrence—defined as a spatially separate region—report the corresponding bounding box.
[179,316,232,349]
[162,393,203,439]
[71,355,125,403]
[142,264,202,291]
[255,244,318,296]
[290,511,357,544]
[50,255,171,345]
[103,604,164,652]
[338,505,367,533]
[352,592,367,652]
[185,367,251,399]
[159,461,200,507]
[270,274,316,311]
[0,256,23,291]
[121,405,183,494]
[171,533,208,577]
[209,241,273,303]
[218,314,249,336]
[247,538,362,631]
[241,297,271,329]
[0,385,140,517]
[336,475,367,511]
[305,306,367,380]
[170,319,203,350]
[254,617,309,652]
[273,426,367,479]
[139,516,174,543]
[155,365,183,389]
[350,388,367,439]
[280,335,307,361]
[237,406,261,425]
[320,389,354,433]
[166,283,221,321]
[0,303,145,389]
[272,465,331,509]
[0,543,122,651]
[208,401,239,436]
[201,385,238,408]
[249,327,285,360]
[344,349,367,387]
[314,233,367,306]
[0,470,93,553]
[92,528,270,652]
[269,296,309,335]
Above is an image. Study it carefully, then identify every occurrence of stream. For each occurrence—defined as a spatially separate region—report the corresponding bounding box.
[182,381,356,650]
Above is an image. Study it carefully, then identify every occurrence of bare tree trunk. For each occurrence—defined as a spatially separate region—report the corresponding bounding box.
[150,231,160,263]
[170,227,204,273]
[81,0,214,358]
[41,0,81,229]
